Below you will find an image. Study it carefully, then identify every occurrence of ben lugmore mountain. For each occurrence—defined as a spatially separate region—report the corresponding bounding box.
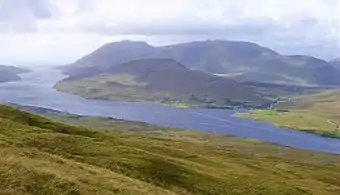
[2,104,340,195]
[57,40,340,107]
[0,65,30,83]
[61,40,340,86]
[56,59,267,108]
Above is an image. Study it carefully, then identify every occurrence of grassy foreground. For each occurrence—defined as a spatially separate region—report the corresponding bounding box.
[238,89,340,138]
[1,105,340,194]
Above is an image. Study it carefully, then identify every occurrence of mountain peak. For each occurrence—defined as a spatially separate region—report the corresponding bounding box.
[101,40,153,49]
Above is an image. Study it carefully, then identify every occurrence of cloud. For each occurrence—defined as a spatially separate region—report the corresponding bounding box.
[65,0,337,34]
[0,33,116,65]
[27,0,53,19]
[0,0,339,63]
[0,0,53,33]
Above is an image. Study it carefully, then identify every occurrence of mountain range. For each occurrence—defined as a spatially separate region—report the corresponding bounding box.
[57,40,340,108]
[61,40,340,86]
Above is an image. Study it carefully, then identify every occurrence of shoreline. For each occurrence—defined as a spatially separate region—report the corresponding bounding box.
[54,86,265,110]
[237,110,340,139]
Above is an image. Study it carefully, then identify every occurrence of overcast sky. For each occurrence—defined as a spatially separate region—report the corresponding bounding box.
[0,0,339,65]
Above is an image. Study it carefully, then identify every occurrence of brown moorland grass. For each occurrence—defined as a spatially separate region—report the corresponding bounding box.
[1,105,340,194]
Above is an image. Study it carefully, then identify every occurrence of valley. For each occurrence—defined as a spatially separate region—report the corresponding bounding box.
[1,1,340,194]
[0,48,339,195]
[2,68,340,154]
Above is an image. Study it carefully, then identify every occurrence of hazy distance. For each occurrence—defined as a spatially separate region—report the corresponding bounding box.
[0,0,339,66]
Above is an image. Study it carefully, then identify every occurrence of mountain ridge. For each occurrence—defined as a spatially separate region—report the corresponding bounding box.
[61,40,340,86]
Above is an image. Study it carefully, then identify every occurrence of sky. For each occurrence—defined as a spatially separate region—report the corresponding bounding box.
[0,0,339,65]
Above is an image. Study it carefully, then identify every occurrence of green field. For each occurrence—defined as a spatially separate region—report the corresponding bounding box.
[1,104,340,194]
[238,89,340,138]
[238,109,340,138]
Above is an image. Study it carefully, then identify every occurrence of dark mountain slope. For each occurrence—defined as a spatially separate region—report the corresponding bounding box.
[230,55,340,86]
[330,57,340,70]
[62,41,161,77]
[108,59,263,102]
[56,59,266,108]
[61,40,340,86]
[159,40,279,73]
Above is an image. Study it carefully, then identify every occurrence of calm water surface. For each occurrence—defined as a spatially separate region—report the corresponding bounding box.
[1,67,340,154]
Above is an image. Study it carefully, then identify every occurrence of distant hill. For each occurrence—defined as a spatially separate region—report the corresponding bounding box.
[0,65,30,83]
[61,40,340,86]
[56,59,267,108]
[330,57,340,70]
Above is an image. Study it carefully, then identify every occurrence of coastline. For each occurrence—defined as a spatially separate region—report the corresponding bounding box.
[237,110,340,139]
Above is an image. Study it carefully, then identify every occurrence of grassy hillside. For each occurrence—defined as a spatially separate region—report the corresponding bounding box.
[55,59,267,108]
[2,104,340,194]
[238,89,340,138]
[61,40,340,86]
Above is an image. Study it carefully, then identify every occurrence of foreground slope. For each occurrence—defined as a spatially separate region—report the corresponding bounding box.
[55,59,266,108]
[61,40,340,86]
[1,105,340,194]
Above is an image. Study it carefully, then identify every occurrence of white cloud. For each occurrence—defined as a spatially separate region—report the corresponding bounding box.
[0,0,339,64]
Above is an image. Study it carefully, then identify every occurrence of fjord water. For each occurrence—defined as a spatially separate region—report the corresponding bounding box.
[1,67,340,154]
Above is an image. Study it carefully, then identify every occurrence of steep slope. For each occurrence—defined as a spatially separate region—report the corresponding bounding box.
[61,40,160,78]
[228,55,340,86]
[2,104,340,194]
[61,40,340,86]
[160,40,279,73]
[162,42,340,86]
[56,59,266,108]
[0,65,30,82]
